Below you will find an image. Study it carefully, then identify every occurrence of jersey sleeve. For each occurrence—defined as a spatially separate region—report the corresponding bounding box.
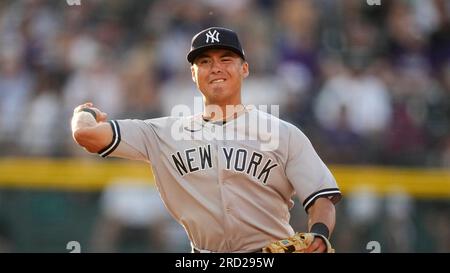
[98,119,157,162]
[285,124,342,212]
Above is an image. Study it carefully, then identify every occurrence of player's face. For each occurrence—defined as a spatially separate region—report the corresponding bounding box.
[191,49,249,105]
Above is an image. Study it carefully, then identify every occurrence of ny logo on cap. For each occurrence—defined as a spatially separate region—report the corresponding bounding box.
[205,30,220,43]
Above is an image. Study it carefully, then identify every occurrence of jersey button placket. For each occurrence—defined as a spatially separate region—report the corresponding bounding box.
[218,129,234,250]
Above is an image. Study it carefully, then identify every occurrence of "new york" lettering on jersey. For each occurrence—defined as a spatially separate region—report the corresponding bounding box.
[171,145,213,175]
[222,147,278,184]
[170,145,278,184]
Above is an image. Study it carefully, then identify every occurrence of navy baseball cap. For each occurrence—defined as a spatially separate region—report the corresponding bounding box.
[187,27,246,64]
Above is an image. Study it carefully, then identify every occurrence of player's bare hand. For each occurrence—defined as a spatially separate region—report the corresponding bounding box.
[74,102,108,122]
[304,237,327,253]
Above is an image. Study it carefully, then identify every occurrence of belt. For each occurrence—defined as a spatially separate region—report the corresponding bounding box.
[192,246,214,253]
[192,248,212,253]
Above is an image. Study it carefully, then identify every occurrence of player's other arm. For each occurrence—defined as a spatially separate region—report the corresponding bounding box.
[71,102,113,153]
[304,197,336,253]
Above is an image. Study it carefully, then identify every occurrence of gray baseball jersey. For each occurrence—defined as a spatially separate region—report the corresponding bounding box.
[98,105,341,252]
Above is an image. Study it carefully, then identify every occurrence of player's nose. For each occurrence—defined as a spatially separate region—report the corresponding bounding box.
[210,59,223,73]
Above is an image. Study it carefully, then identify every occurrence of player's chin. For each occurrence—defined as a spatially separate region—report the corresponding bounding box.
[208,83,226,92]
[207,88,229,99]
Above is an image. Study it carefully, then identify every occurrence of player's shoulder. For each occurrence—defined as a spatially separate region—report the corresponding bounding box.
[142,116,179,124]
[251,106,303,134]
[144,113,200,123]
[114,116,185,131]
[252,107,311,147]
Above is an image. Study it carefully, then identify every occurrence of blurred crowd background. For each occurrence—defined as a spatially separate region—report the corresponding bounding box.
[0,0,449,252]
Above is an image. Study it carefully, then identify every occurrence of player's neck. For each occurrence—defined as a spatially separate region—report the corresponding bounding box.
[202,102,246,122]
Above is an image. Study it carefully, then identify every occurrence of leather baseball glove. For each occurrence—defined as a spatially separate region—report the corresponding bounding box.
[262,232,335,253]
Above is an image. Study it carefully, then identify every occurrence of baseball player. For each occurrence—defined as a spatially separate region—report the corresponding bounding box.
[71,27,342,253]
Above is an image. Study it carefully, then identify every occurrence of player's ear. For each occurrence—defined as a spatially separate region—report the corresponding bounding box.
[191,65,197,83]
[241,61,249,78]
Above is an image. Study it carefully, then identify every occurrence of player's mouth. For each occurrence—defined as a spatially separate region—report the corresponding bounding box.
[210,78,226,84]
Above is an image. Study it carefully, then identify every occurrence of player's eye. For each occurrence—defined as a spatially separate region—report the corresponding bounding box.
[221,57,232,63]
[198,58,210,65]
